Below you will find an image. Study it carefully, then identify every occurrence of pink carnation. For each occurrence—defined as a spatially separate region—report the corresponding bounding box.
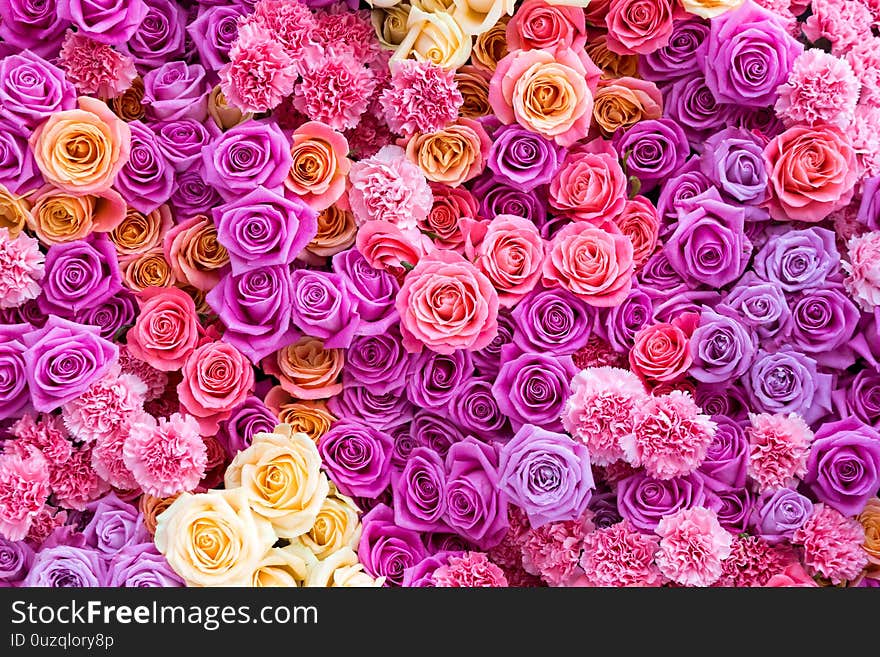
[715,535,796,587]
[845,39,880,107]
[118,346,168,402]
[220,23,298,114]
[655,507,733,587]
[344,110,395,160]
[92,425,138,490]
[62,369,147,444]
[579,520,664,587]
[520,513,595,586]
[752,0,799,35]
[775,49,860,129]
[49,444,109,511]
[312,9,381,64]
[347,145,433,230]
[0,447,50,541]
[793,503,869,584]
[10,414,72,467]
[844,230,880,310]
[249,0,317,59]
[58,30,137,99]
[433,551,509,587]
[25,505,68,546]
[860,0,880,24]
[293,51,377,131]
[746,412,814,492]
[620,390,716,480]
[851,104,880,176]
[562,367,648,466]
[803,0,873,55]
[0,228,44,310]
[572,336,628,369]
[123,412,207,497]
[379,60,464,137]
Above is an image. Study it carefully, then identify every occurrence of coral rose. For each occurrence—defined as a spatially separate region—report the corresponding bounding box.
[285,121,351,212]
[476,214,544,306]
[126,286,201,371]
[605,0,681,55]
[629,314,697,383]
[549,141,628,222]
[506,0,587,51]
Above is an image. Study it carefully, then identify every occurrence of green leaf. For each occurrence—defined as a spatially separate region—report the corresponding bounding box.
[400,261,415,271]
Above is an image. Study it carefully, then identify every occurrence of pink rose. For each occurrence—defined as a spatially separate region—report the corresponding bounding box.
[629,314,697,384]
[763,124,859,222]
[419,183,481,251]
[476,214,545,307]
[355,219,434,281]
[178,340,255,434]
[506,0,588,51]
[613,195,660,267]
[542,221,634,306]
[762,563,817,587]
[126,287,201,371]
[549,139,628,222]
[285,121,351,211]
[396,249,499,354]
[605,0,681,55]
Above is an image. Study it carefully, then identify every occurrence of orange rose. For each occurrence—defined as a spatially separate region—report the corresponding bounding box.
[261,337,344,400]
[860,497,880,564]
[472,16,510,73]
[593,77,663,136]
[455,66,492,118]
[27,184,127,245]
[405,117,491,187]
[109,205,173,257]
[305,204,357,260]
[585,35,639,79]
[139,493,180,536]
[110,77,145,122]
[0,184,31,238]
[122,247,177,291]
[265,388,337,443]
[163,215,229,291]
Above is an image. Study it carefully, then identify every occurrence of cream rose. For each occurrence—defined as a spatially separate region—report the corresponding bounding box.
[681,0,743,19]
[294,484,362,560]
[452,0,515,36]
[224,424,330,539]
[250,546,316,587]
[393,7,472,69]
[372,4,413,48]
[154,488,276,587]
[304,547,385,587]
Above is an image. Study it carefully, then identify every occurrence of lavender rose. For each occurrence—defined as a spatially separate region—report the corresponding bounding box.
[332,248,400,334]
[714,487,752,533]
[318,418,394,498]
[115,121,175,215]
[845,369,880,428]
[639,17,708,83]
[154,119,217,173]
[23,544,107,587]
[405,348,473,410]
[663,72,731,147]
[637,251,688,300]
[0,51,75,134]
[689,307,756,384]
[597,286,653,353]
[752,226,841,292]
[745,347,833,425]
[614,118,689,192]
[0,129,41,193]
[750,488,813,544]
[76,290,138,341]
[723,272,791,340]
[655,157,714,229]
[695,382,750,421]
[789,287,859,359]
[143,61,209,122]
[493,349,578,431]
[0,0,70,57]
[108,543,184,587]
[358,503,427,587]
[328,384,413,431]
[487,124,564,190]
[698,416,748,490]
[119,0,187,69]
[58,0,147,45]
[472,309,515,377]
[391,446,448,532]
[0,535,33,583]
[700,127,768,205]
[290,269,360,349]
[217,396,277,458]
[451,378,511,442]
[187,5,245,71]
[402,551,461,587]
[411,410,465,459]
[38,235,123,317]
[171,170,224,221]
[512,286,594,356]
[345,327,411,394]
[83,493,149,554]
[0,324,31,421]
[470,175,548,229]
[858,175,880,231]
[617,471,708,532]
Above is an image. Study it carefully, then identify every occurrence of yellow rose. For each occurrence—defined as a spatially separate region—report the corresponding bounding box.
[0,184,31,238]
[451,0,515,36]
[305,548,385,587]
[372,4,412,49]
[251,545,316,587]
[680,0,743,18]
[294,483,362,560]
[154,488,276,587]
[860,498,880,565]
[367,0,403,7]
[393,7,472,69]
[224,424,330,539]
[207,85,252,131]
[109,205,173,257]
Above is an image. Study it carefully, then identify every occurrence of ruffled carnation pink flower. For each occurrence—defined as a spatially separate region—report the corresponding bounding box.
[220,23,298,114]
[620,391,716,480]
[379,60,464,137]
[293,51,377,132]
[572,336,628,369]
[92,425,138,490]
[25,506,68,546]
[845,39,880,107]
[49,444,109,511]
[248,0,317,59]
[579,520,664,587]
[793,503,869,584]
[715,535,795,587]
[123,412,207,497]
[58,30,137,99]
[312,9,381,64]
[433,551,509,587]
[118,346,168,402]
[803,0,873,55]
[488,507,532,576]
[746,412,814,492]
[62,369,147,444]
[851,104,880,176]
[844,231,880,310]
[775,50,860,129]
[520,513,595,586]
[654,507,733,587]
[563,367,648,466]
[0,447,50,541]
[10,414,72,467]
[347,145,433,230]
[752,0,799,35]
[344,110,395,160]
[0,228,44,310]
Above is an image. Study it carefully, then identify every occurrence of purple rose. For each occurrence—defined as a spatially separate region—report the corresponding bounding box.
[0,535,33,583]
[689,307,756,384]
[597,286,652,353]
[752,226,842,293]
[0,0,70,57]
[843,369,880,428]
[108,542,184,587]
[171,170,224,221]
[637,251,688,300]
[358,503,427,587]
[0,129,41,193]
[0,324,31,420]
[119,0,187,70]
[729,105,785,139]
[498,424,594,527]
[83,492,148,554]
[588,488,622,529]
[38,235,123,317]
[411,410,465,459]
[472,308,514,377]
[332,248,399,334]
[390,424,419,471]
[700,127,768,205]
[424,532,476,554]
[703,1,801,107]
[652,289,721,324]
[187,5,245,71]
[290,269,360,349]
[0,51,75,134]
[805,417,880,516]
[745,347,833,425]
[328,384,413,431]
[23,544,107,586]
[723,272,791,340]
[405,348,473,410]
[614,118,689,192]
[451,378,511,442]
[207,266,299,363]
[858,175,880,231]
[443,438,509,549]
[617,471,708,532]
[699,416,748,490]
[214,187,317,274]
[345,327,411,394]
[694,382,750,421]
[391,446,448,532]
[58,0,147,45]
[22,316,118,412]
[115,121,175,214]
[203,120,293,200]
[493,348,577,431]
[470,175,548,229]
[487,124,563,191]
[402,551,461,587]
[76,290,137,341]
[512,286,594,356]
[750,488,813,544]
[318,418,394,498]
[713,487,751,533]
[789,287,859,362]
[639,17,708,83]
[663,72,732,147]
[143,61,209,123]
[655,157,714,229]
[154,119,217,172]
[217,396,276,458]
[663,189,750,288]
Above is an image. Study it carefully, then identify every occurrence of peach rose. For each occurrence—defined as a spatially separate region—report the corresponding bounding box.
[680,0,743,19]
[109,77,145,122]
[163,215,229,291]
[489,46,601,147]
[207,84,251,131]
[476,214,545,306]
[397,249,499,353]
[613,195,660,267]
[250,546,314,587]
[549,141,628,222]
[126,286,201,371]
[139,493,180,536]
[542,221,634,306]
[29,96,131,194]
[506,0,587,51]
[452,0,515,35]
[304,547,384,587]
[26,185,127,245]
[262,337,345,400]
[264,388,337,442]
[392,7,472,69]
[178,340,255,434]
[355,219,434,279]
[303,204,357,261]
[629,316,695,383]
[294,483,362,560]
[593,76,663,136]
[764,124,859,223]
[605,0,681,56]
[472,15,510,72]
[585,35,639,78]
[110,205,173,257]
[405,118,491,187]
[121,247,177,291]
[456,66,493,117]
[285,121,351,212]
[859,497,880,564]
[0,184,30,238]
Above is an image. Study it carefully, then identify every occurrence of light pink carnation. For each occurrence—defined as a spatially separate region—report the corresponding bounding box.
[845,39,880,107]
[803,0,873,55]
[92,425,138,490]
[579,520,664,587]
[379,60,464,137]
[10,414,72,467]
[249,0,317,59]
[562,367,648,466]
[793,503,869,584]
[572,336,628,369]
[220,23,298,114]
[746,412,814,492]
[715,535,796,587]
[0,447,50,541]
[0,228,44,310]
[58,30,137,99]
[25,505,68,546]
[844,230,880,310]
[293,51,377,132]
[620,390,716,480]
[775,49,860,129]
[118,346,168,402]
[312,9,381,64]
[654,507,733,587]
[347,145,433,230]
[62,369,147,444]
[123,412,207,497]
[49,444,109,511]
[433,551,509,587]
[860,0,880,24]
[851,104,880,176]
[520,513,595,586]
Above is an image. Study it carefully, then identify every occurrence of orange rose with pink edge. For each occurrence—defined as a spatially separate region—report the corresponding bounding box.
[285,121,351,212]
